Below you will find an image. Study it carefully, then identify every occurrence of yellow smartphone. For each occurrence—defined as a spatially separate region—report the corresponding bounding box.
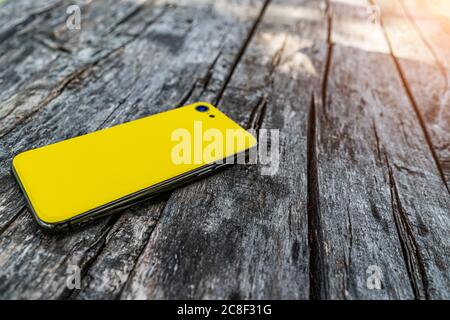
[12,102,256,229]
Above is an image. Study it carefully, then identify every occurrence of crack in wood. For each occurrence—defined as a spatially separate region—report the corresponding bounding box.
[307,93,326,300]
[105,2,148,35]
[171,48,224,109]
[175,44,225,107]
[32,35,72,54]
[214,0,272,106]
[385,152,429,300]
[267,33,288,77]
[95,70,143,129]
[321,0,334,115]
[247,95,268,131]
[114,198,171,300]
[372,118,382,163]
[306,0,335,299]
[0,64,92,140]
[175,79,201,109]
[342,198,353,299]
[61,214,123,299]
[393,163,426,178]
[202,42,225,89]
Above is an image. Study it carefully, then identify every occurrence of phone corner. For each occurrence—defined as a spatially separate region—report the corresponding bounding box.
[35,217,58,230]
[31,209,62,231]
[11,152,23,171]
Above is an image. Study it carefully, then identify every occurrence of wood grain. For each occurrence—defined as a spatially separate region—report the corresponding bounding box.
[0,0,448,299]
[374,0,450,184]
[0,0,269,299]
[320,0,449,299]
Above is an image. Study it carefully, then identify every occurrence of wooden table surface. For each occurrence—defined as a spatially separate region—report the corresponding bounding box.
[0,0,449,299]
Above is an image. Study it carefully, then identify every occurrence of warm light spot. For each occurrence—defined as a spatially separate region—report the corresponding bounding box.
[428,0,450,20]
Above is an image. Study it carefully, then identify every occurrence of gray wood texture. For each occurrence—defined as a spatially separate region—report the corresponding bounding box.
[374,0,450,185]
[0,0,448,299]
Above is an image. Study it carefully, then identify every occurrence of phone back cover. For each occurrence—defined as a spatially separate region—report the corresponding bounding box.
[12,103,256,224]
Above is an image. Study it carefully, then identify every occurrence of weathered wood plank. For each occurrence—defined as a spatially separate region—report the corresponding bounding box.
[373,0,450,186]
[304,0,415,300]
[0,0,267,299]
[316,0,449,299]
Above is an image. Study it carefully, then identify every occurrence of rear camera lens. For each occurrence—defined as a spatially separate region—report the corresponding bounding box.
[196,105,209,112]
